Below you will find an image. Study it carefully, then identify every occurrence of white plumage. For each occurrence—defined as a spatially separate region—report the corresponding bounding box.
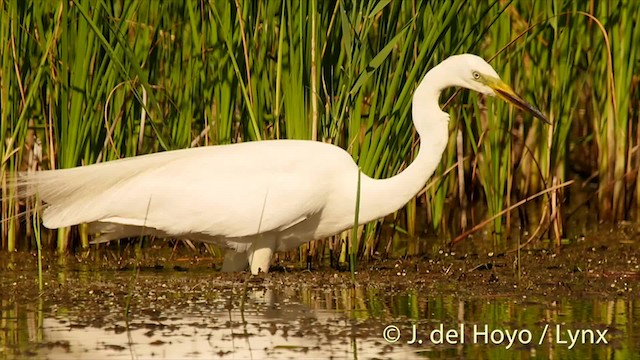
[18,54,548,274]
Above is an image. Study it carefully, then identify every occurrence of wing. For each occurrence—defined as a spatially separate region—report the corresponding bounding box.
[30,141,354,238]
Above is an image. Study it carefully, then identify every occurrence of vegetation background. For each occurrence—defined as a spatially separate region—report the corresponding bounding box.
[1,0,638,264]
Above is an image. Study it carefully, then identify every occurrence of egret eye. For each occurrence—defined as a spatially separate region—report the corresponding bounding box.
[472,71,481,80]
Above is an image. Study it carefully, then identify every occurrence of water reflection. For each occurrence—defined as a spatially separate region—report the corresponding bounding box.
[1,270,638,359]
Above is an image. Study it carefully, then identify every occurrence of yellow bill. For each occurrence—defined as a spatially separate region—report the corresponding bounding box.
[484,77,550,124]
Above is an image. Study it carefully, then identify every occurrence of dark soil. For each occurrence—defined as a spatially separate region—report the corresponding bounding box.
[1,227,638,305]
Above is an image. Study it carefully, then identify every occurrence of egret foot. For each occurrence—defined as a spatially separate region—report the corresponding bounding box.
[221,250,249,272]
[248,237,275,275]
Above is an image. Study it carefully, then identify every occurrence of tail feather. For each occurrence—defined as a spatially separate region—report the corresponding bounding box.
[15,149,196,228]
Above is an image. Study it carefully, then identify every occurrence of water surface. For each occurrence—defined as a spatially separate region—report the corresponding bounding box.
[1,266,638,359]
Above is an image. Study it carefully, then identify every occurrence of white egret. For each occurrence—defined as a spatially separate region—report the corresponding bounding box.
[19,54,548,274]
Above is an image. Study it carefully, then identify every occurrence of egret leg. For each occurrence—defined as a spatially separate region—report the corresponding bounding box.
[248,236,276,275]
[221,250,249,272]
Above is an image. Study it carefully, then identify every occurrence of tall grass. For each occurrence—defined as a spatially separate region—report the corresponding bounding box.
[1,0,639,261]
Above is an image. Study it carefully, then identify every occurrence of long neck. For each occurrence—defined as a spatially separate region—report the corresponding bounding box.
[359,65,451,223]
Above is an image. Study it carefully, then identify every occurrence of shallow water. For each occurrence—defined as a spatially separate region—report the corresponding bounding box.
[1,267,639,360]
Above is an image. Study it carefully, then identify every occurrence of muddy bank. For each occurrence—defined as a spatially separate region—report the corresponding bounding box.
[1,227,639,359]
[1,227,638,304]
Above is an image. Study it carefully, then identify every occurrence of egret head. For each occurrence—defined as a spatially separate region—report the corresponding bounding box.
[448,54,549,124]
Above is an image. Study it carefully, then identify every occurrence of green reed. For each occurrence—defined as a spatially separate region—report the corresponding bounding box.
[1,0,639,262]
